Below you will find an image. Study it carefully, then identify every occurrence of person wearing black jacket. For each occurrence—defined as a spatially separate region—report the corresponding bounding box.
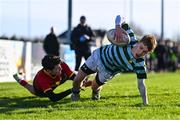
[43,27,60,56]
[71,16,95,71]
[13,55,91,102]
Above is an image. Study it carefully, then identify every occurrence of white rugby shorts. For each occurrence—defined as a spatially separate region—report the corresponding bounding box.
[85,48,114,84]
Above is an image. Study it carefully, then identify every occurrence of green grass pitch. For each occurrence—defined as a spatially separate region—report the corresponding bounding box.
[0,71,180,119]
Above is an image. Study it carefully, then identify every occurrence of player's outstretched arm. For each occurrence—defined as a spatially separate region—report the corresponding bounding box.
[45,89,72,102]
[137,78,149,105]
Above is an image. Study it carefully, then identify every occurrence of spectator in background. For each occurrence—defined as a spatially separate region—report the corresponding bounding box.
[154,40,166,72]
[166,40,178,72]
[43,27,60,56]
[71,16,95,71]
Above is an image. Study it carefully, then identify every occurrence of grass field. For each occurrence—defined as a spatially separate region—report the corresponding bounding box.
[0,71,180,120]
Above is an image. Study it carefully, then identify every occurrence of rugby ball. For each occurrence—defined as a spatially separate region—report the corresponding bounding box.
[107,29,130,46]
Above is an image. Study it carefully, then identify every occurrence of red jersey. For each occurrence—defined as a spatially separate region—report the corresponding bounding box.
[33,62,74,93]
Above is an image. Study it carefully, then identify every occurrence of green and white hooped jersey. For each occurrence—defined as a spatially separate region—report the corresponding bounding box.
[100,45,147,79]
[99,23,147,79]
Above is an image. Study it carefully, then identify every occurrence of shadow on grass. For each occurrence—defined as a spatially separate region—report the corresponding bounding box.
[102,94,140,99]
[76,94,145,107]
[1,94,177,113]
[0,96,71,113]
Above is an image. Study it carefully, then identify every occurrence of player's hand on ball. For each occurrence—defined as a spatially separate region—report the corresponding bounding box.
[107,28,130,46]
[115,25,128,43]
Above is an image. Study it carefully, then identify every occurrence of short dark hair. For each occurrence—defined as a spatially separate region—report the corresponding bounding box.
[41,55,61,70]
[80,15,86,20]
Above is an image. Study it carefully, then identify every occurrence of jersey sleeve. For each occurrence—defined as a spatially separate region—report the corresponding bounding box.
[136,68,147,79]
[121,23,138,46]
[134,58,147,79]
[61,62,75,79]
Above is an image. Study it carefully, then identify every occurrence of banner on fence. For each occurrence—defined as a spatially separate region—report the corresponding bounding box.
[0,40,31,82]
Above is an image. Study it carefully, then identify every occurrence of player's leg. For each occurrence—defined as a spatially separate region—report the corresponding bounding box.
[71,61,96,101]
[91,64,115,100]
[73,69,88,89]
[71,69,89,101]
[81,52,93,88]
[84,51,91,60]
[13,73,36,95]
[75,51,82,71]
[91,74,103,100]
[71,49,99,101]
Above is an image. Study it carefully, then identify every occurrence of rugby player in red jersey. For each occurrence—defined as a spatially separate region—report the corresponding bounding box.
[13,55,92,102]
